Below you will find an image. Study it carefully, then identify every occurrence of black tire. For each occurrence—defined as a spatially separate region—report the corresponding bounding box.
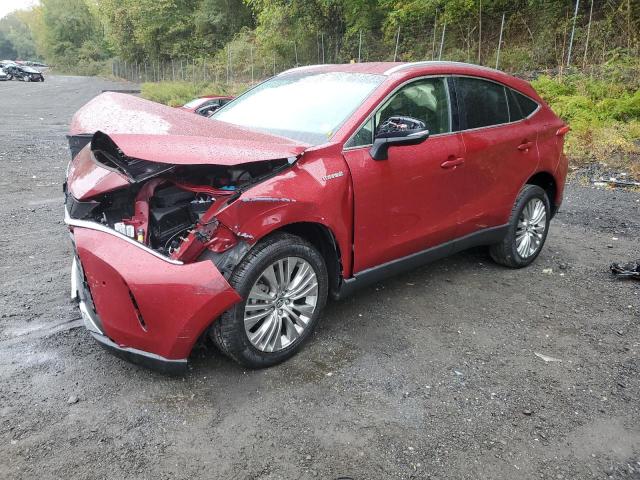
[489,184,551,268]
[210,232,329,368]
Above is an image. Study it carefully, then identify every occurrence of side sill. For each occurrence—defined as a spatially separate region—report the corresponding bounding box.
[335,224,508,299]
[90,332,188,375]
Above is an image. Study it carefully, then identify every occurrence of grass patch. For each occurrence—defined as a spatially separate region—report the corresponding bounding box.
[140,81,250,107]
[532,59,640,178]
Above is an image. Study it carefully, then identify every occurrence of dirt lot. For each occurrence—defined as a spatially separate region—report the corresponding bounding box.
[0,75,639,480]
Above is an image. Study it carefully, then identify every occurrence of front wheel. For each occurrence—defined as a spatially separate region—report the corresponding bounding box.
[490,185,550,268]
[210,232,328,368]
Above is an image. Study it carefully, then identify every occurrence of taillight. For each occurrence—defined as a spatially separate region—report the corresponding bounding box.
[556,125,570,136]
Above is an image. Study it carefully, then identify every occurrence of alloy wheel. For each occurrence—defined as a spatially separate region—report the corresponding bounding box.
[516,198,547,258]
[244,256,319,352]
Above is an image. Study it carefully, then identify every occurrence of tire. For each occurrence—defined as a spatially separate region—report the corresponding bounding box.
[489,184,551,268]
[210,232,329,368]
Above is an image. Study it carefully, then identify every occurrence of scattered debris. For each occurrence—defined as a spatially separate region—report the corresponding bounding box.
[522,409,533,416]
[542,268,553,274]
[67,395,79,405]
[610,259,640,279]
[534,352,563,363]
[592,177,640,188]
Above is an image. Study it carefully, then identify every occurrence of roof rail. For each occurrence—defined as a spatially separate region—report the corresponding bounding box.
[383,61,500,75]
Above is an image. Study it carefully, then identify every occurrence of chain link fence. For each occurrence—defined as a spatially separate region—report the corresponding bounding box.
[111,2,639,85]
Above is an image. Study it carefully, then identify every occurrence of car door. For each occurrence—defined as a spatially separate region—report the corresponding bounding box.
[453,76,540,237]
[342,76,466,273]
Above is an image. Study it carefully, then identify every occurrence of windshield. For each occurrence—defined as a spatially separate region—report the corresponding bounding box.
[213,71,384,144]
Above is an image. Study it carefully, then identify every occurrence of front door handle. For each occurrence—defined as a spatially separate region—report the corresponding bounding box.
[440,157,465,169]
[517,141,534,151]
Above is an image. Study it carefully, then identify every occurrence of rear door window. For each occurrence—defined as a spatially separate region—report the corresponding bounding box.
[456,77,509,129]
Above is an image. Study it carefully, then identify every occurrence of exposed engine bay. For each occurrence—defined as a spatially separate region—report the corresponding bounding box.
[66,132,292,264]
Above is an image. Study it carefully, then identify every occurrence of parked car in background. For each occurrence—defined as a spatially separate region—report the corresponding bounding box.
[65,61,568,372]
[1,62,44,82]
[179,95,234,116]
[0,68,9,81]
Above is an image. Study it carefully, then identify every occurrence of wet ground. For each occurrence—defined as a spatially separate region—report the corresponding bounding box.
[0,75,639,480]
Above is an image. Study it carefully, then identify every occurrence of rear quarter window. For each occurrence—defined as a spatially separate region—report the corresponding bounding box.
[507,88,539,121]
[515,90,539,117]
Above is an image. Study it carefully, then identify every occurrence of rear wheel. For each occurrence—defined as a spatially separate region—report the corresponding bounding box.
[490,185,550,268]
[210,232,328,368]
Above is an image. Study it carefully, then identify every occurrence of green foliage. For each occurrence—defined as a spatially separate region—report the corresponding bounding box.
[39,0,109,67]
[2,0,638,76]
[532,63,640,174]
[96,0,253,61]
[140,81,248,107]
[0,11,38,59]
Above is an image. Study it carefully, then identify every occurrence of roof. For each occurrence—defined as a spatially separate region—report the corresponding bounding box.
[278,61,534,97]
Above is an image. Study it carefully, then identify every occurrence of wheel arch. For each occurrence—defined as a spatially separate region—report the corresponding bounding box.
[525,171,558,217]
[275,222,343,298]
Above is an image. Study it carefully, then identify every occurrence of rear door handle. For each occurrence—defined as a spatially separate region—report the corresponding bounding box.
[440,157,465,169]
[518,141,534,151]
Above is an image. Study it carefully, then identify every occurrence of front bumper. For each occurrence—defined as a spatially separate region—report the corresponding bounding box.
[67,216,242,373]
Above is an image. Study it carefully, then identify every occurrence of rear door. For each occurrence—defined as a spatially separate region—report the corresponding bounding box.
[343,76,466,273]
[453,76,540,237]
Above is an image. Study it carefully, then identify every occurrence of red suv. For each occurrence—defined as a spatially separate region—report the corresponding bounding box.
[65,62,568,372]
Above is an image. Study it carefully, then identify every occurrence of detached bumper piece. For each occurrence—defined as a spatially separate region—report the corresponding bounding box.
[610,259,640,280]
[69,225,241,373]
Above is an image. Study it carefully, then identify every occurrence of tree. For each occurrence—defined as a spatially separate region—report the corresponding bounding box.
[0,11,38,60]
[40,0,107,66]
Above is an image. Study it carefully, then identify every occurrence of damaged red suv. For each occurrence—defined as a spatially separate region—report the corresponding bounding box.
[65,62,568,372]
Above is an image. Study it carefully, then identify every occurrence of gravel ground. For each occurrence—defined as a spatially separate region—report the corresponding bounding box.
[0,75,639,480]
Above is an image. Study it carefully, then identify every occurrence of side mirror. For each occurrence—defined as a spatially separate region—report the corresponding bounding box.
[370,116,430,161]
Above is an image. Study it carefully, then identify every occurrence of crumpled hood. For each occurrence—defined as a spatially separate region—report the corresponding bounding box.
[105,133,306,166]
[69,92,304,146]
[66,93,311,199]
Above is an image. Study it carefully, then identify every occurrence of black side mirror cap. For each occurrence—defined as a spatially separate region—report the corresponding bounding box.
[369,129,430,160]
